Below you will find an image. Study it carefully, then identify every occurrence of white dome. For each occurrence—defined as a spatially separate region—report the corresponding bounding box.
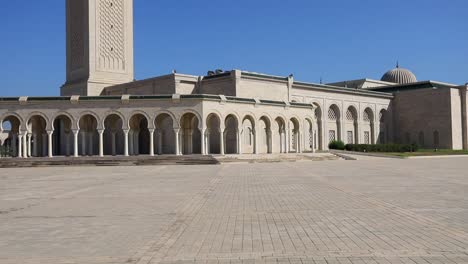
[381,65,417,84]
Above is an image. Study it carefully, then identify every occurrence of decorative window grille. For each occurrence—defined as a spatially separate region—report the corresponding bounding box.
[363,110,371,122]
[364,131,370,144]
[329,130,336,143]
[328,108,337,121]
[347,131,354,144]
[346,109,355,121]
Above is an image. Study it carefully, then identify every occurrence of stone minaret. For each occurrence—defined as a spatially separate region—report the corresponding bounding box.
[61,0,134,96]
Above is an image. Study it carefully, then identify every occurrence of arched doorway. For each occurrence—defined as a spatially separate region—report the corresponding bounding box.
[224,115,238,154]
[78,114,98,156]
[345,106,358,144]
[104,114,125,156]
[129,114,150,155]
[206,114,221,154]
[28,115,49,157]
[258,116,271,154]
[289,118,300,153]
[272,117,286,153]
[180,113,201,155]
[1,115,21,157]
[363,108,374,144]
[241,116,255,154]
[328,105,341,143]
[304,118,313,152]
[53,115,73,156]
[155,114,175,154]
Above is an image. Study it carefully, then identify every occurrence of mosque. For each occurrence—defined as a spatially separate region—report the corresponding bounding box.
[0,0,467,159]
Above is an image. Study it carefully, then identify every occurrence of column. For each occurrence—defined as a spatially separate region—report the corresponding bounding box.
[47,131,53,158]
[149,129,155,156]
[174,129,181,155]
[267,130,272,154]
[66,133,71,156]
[47,130,54,158]
[253,129,258,154]
[18,134,23,158]
[298,131,303,153]
[201,129,206,155]
[124,130,129,156]
[236,129,241,154]
[73,130,79,157]
[285,128,290,153]
[219,129,225,155]
[279,131,283,153]
[21,134,26,158]
[27,134,32,157]
[206,132,211,154]
[98,129,104,157]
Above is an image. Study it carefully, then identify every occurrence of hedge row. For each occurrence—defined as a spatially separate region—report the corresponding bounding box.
[345,143,419,153]
[328,141,419,152]
[0,146,13,157]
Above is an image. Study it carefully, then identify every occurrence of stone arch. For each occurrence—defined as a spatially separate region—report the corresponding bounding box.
[26,112,51,132]
[52,114,74,156]
[327,104,341,143]
[103,113,125,156]
[1,114,23,157]
[128,113,151,155]
[102,110,126,130]
[206,113,222,154]
[77,111,102,130]
[178,109,202,130]
[363,107,375,144]
[52,112,77,130]
[154,110,177,128]
[258,115,272,154]
[289,117,301,153]
[241,114,256,154]
[155,113,176,154]
[27,114,49,157]
[179,112,201,155]
[344,105,358,144]
[304,117,314,152]
[78,113,99,156]
[272,116,287,153]
[128,110,153,129]
[224,114,239,154]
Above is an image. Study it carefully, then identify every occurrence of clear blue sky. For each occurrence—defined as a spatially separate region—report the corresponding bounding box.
[1,0,467,96]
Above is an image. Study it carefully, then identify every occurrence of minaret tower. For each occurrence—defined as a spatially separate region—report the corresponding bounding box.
[61,0,134,96]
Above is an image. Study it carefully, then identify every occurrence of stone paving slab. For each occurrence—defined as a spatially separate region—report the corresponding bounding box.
[0,158,468,264]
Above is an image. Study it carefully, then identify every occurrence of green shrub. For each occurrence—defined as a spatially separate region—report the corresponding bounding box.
[344,143,419,153]
[329,140,346,150]
[0,146,13,157]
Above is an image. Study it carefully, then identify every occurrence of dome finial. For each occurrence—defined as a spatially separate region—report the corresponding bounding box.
[396,61,399,68]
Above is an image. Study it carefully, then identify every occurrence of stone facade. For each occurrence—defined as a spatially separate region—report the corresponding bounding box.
[0,1,467,159]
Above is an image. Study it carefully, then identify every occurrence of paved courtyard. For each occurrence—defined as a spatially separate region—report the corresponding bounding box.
[0,157,468,264]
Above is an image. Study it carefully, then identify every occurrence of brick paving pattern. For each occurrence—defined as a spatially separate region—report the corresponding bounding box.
[0,157,467,263]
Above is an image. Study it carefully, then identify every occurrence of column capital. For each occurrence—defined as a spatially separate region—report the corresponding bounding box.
[97,129,104,134]
[72,129,79,134]
[148,128,155,133]
[46,130,54,135]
